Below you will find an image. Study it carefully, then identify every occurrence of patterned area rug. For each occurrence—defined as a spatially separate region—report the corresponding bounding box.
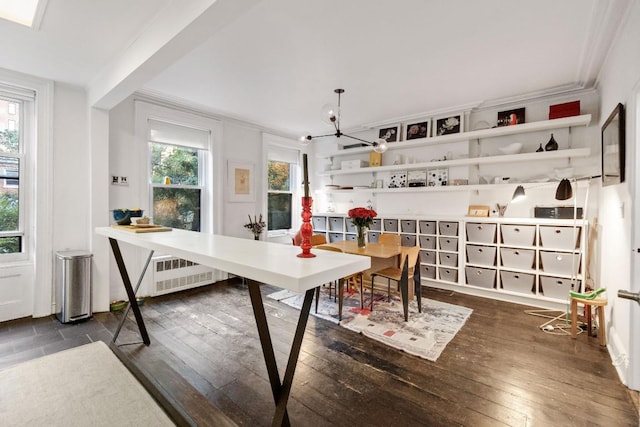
[267,286,473,362]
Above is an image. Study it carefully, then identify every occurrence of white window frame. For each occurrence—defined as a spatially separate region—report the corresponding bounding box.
[262,134,302,237]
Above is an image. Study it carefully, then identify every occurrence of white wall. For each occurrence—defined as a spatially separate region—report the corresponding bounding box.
[595,0,640,390]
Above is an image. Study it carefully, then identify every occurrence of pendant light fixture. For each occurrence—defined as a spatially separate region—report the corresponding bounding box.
[300,89,388,153]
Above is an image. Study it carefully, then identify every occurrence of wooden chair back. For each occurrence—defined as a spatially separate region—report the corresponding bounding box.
[311,234,328,246]
[378,233,401,246]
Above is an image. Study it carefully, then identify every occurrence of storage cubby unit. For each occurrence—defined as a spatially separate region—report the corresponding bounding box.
[310,213,586,308]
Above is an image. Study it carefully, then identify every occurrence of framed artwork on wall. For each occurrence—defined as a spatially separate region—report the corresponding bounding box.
[434,114,463,136]
[497,107,525,127]
[601,102,625,186]
[378,125,401,143]
[227,160,255,202]
[403,120,430,140]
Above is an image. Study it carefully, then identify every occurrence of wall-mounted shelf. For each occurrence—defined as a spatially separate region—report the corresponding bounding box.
[318,147,591,177]
[318,114,592,159]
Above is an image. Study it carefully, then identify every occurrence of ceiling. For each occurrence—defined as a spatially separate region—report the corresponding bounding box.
[0,0,628,138]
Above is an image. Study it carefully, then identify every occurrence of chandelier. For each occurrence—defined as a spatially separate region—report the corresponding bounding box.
[300,89,388,153]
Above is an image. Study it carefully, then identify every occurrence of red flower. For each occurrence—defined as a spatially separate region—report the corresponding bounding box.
[348,207,377,227]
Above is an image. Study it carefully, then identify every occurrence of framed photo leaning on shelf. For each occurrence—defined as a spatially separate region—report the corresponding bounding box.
[434,114,463,136]
[403,120,430,140]
[378,124,401,142]
[497,107,525,127]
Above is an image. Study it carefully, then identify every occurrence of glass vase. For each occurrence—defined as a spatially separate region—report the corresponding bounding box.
[357,226,366,248]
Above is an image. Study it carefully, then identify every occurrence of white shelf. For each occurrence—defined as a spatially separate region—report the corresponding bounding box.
[319,114,592,158]
[318,147,591,177]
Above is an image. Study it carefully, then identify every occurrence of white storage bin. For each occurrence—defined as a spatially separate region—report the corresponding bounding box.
[465,266,496,289]
[539,251,581,275]
[329,217,344,231]
[420,250,436,265]
[466,245,497,266]
[540,276,579,300]
[501,224,536,246]
[500,248,535,270]
[439,267,458,282]
[439,252,458,267]
[345,234,357,242]
[439,221,459,236]
[439,236,458,252]
[466,223,497,243]
[312,216,327,230]
[419,235,436,249]
[420,264,437,280]
[500,271,535,294]
[341,159,368,169]
[419,221,437,235]
[329,232,344,243]
[401,220,417,233]
[367,231,380,243]
[539,226,580,250]
[345,221,357,233]
[370,218,382,231]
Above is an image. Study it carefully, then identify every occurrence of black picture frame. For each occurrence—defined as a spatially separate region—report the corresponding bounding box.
[435,115,462,136]
[497,107,525,127]
[378,125,400,143]
[601,103,625,186]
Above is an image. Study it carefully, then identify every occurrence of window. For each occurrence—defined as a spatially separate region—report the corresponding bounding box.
[266,143,300,232]
[148,119,209,232]
[8,103,16,115]
[0,97,22,254]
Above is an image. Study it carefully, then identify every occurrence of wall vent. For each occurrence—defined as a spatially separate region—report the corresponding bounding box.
[151,255,215,296]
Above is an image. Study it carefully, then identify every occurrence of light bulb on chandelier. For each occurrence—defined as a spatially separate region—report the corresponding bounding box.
[300,88,388,153]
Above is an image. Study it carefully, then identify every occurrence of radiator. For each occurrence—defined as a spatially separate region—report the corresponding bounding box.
[151,255,217,296]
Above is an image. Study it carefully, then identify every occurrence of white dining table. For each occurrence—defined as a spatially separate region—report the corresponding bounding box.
[96,226,370,426]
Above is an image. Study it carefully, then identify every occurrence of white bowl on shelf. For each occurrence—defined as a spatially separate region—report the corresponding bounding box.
[498,142,523,155]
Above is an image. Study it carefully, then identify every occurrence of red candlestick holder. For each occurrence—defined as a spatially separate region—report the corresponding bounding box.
[297,196,316,258]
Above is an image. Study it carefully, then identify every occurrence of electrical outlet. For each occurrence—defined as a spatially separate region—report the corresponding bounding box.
[111,175,119,185]
[119,176,128,186]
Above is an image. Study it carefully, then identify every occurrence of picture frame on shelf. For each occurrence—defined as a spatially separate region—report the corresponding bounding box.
[467,205,490,217]
[427,168,448,186]
[434,114,463,136]
[497,107,525,127]
[227,159,255,202]
[387,171,407,188]
[403,120,430,140]
[407,170,427,187]
[601,102,625,186]
[378,124,401,143]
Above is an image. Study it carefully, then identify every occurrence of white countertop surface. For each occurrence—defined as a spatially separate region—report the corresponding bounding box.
[96,227,370,293]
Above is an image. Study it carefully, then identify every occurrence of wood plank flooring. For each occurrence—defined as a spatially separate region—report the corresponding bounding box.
[1,278,638,426]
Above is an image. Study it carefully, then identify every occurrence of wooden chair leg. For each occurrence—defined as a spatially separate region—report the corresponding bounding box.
[387,278,391,302]
[597,306,606,346]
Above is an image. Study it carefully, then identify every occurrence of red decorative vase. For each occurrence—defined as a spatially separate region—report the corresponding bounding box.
[297,197,316,258]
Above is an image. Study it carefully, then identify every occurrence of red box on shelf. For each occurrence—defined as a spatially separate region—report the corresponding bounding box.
[549,101,580,119]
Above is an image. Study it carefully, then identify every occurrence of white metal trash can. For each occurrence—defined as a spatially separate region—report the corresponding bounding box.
[55,250,93,323]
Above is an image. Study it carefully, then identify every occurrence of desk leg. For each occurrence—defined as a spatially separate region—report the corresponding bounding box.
[109,238,151,346]
[400,257,409,322]
[338,278,345,321]
[248,281,315,427]
[414,261,422,313]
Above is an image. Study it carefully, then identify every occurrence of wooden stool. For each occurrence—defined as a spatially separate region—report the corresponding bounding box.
[570,296,607,346]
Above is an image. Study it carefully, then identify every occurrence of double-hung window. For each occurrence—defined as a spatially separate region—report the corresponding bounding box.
[0,96,23,255]
[267,144,300,232]
[148,119,209,231]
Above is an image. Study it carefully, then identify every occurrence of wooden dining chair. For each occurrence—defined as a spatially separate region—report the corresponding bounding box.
[292,232,327,246]
[369,245,422,321]
[314,244,364,315]
[377,233,401,246]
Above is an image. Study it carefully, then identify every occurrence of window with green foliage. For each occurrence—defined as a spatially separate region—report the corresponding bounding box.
[0,97,22,254]
[150,143,203,231]
[268,160,294,231]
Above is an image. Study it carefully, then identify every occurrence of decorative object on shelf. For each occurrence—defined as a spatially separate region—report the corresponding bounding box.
[545,133,559,151]
[244,214,266,240]
[227,159,255,202]
[472,120,491,130]
[348,207,377,248]
[403,120,430,140]
[300,88,388,153]
[549,100,580,120]
[536,143,544,152]
[497,107,525,127]
[388,171,407,188]
[378,124,401,143]
[434,114,463,136]
[452,179,468,186]
[427,168,448,186]
[408,170,427,187]
[511,185,526,202]
[601,102,625,186]
[467,205,490,217]
[496,204,508,217]
[369,151,382,167]
[555,179,573,201]
[298,154,316,258]
[498,142,523,155]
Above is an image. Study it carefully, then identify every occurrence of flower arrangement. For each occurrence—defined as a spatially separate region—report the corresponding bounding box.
[244,214,266,239]
[348,207,377,228]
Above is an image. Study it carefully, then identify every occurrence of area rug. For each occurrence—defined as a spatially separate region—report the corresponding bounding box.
[268,286,472,361]
[0,341,174,426]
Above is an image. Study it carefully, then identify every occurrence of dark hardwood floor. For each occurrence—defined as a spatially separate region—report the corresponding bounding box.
[1,278,638,426]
